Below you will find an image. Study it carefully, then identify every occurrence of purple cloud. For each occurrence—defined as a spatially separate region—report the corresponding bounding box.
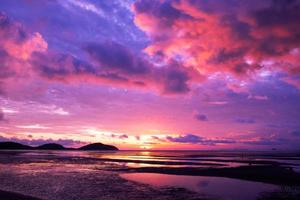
[151,136,166,142]
[118,134,129,139]
[85,41,150,75]
[0,0,299,151]
[235,118,256,124]
[161,65,190,94]
[0,109,4,121]
[242,137,288,146]
[135,135,140,140]
[195,113,208,121]
[133,0,300,81]
[0,136,85,148]
[31,39,191,95]
[166,134,236,145]
[291,130,300,136]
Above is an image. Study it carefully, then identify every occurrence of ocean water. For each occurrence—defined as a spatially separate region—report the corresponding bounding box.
[0,150,299,200]
[120,173,277,200]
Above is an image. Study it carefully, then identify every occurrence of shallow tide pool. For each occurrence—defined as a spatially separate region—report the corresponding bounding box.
[120,173,278,200]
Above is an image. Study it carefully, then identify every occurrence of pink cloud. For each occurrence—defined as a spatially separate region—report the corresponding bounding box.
[0,12,47,61]
[31,41,196,95]
[133,0,300,83]
[0,12,195,97]
[281,76,300,89]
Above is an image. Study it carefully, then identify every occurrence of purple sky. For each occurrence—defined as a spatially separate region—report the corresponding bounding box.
[0,0,300,150]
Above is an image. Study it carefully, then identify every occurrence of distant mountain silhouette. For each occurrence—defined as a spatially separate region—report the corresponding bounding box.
[79,143,119,151]
[36,143,66,150]
[0,141,118,151]
[0,142,32,150]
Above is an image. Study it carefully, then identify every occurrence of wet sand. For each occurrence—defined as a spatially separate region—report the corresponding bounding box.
[0,163,209,200]
[115,165,300,186]
[0,150,299,200]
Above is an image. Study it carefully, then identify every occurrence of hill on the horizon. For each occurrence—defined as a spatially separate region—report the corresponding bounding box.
[36,143,66,150]
[0,142,32,150]
[0,142,118,151]
[79,143,119,151]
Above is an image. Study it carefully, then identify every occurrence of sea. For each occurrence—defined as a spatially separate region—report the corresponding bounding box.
[0,150,299,200]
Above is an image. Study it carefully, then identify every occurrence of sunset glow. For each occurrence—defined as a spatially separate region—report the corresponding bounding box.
[0,0,300,150]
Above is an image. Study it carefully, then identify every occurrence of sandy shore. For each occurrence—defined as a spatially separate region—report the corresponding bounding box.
[0,150,299,200]
[115,165,300,186]
[0,163,210,200]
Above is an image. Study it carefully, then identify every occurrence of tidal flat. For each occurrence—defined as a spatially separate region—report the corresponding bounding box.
[0,150,299,200]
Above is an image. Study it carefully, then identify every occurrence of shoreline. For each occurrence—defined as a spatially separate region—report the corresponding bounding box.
[0,150,299,200]
[114,165,300,186]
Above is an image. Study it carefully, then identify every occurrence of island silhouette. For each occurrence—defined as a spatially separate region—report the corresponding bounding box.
[0,142,118,151]
[79,143,118,151]
[36,143,66,150]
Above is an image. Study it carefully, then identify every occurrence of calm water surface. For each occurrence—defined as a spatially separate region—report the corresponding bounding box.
[0,150,299,200]
[120,173,278,200]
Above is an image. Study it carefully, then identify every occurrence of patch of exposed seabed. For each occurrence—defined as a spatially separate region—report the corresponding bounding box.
[0,151,299,200]
[0,163,212,200]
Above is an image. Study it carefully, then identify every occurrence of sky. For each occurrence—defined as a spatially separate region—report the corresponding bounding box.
[0,0,300,150]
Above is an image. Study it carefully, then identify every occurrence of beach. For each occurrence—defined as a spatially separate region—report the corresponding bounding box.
[0,150,299,200]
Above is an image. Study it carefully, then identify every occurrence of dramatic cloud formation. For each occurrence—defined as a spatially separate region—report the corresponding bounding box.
[133,0,300,82]
[0,12,47,73]
[0,0,299,150]
[33,42,192,94]
[2,0,300,96]
[0,12,48,98]
[84,40,195,94]
[0,11,192,96]
[0,12,47,61]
